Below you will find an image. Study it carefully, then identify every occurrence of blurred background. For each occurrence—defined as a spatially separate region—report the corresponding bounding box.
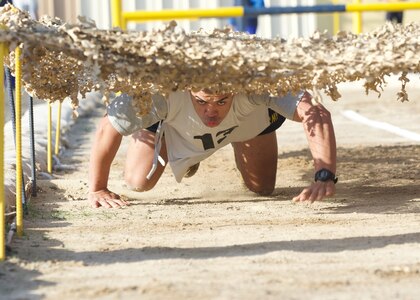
[32,0,420,38]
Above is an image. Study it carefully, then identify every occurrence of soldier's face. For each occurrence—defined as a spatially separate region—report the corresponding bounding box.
[190,91,234,127]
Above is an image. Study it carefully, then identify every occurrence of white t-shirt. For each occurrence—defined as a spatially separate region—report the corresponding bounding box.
[108,91,301,182]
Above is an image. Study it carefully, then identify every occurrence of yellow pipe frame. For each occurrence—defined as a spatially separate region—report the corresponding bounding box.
[332,0,340,34]
[122,7,244,22]
[113,2,420,34]
[111,0,123,28]
[15,45,23,237]
[0,43,6,261]
[349,1,420,32]
[347,2,420,11]
[47,102,52,174]
[54,102,61,155]
[352,0,362,34]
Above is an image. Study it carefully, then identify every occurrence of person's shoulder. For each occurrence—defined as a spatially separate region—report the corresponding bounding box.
[164,91,191,117]
[108,93,132,110]
[151,94,168,119]
[244,93,271,105]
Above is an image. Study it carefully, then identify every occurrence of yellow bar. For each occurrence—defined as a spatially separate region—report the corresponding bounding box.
[352,0,362,34]
[111,0,122,28]
[15,46,23,237]
[0,43,6,261]
[347,2,420,12]
[54,102,61,155]
[332,0,340,34]
[47,102,52,174]
[121,16,127,31]
[123,7,244,22]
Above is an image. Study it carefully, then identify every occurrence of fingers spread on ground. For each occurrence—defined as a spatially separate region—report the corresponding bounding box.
[115,199,128,207]
[293,189,310,202]
[99,199,112,208]
[308,188,319,202]
[91,201,100,208]
[326,185,335,197]
[108,200,122,208]
[316,185,326,201]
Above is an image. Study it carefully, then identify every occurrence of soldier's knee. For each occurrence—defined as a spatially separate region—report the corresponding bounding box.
[246,183,274,196]
[124,174,156,192]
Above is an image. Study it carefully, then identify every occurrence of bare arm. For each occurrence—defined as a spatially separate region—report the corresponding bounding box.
[292,92,337,202]
[88,116,129,208]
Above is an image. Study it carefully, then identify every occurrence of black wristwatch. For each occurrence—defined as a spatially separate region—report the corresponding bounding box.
[315,168,338,184]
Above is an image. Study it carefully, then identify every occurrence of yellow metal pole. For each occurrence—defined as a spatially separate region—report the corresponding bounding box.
[0,43,7,260]
[54,101,61,155]
[111,0,123,28]
[332,0,340,34]
[47,102,52,174]
[121,15,127,31]
[15,45,23,237]
[122,7,244,22]
[352,0,363,34]
[347,2,420,12]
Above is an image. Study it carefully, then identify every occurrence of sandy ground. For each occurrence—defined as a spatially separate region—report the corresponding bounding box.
[1,76,420,299]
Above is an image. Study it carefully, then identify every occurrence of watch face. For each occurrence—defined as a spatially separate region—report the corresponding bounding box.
[319,170,329,181]
[316,169,334,182]
[315,169,337,183]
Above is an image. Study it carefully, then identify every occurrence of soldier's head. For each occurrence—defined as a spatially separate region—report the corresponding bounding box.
[190,89,234,127]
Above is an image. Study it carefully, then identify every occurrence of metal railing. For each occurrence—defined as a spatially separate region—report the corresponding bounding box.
[111,0,420,34]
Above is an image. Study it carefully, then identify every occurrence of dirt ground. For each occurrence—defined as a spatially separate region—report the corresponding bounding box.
[1,76,420,299]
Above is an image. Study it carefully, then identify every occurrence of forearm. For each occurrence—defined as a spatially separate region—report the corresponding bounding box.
[89,117,123,192]
[306,108,336,173]
[295,94,337,173]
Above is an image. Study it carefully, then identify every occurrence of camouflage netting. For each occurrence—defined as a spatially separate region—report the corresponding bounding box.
[0,4,419,116]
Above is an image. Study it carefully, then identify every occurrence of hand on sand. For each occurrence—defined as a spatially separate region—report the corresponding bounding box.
[88,189,129,208]
[292,181,336,203]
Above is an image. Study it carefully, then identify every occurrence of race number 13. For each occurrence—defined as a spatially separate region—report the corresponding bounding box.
[194,126,238,150]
